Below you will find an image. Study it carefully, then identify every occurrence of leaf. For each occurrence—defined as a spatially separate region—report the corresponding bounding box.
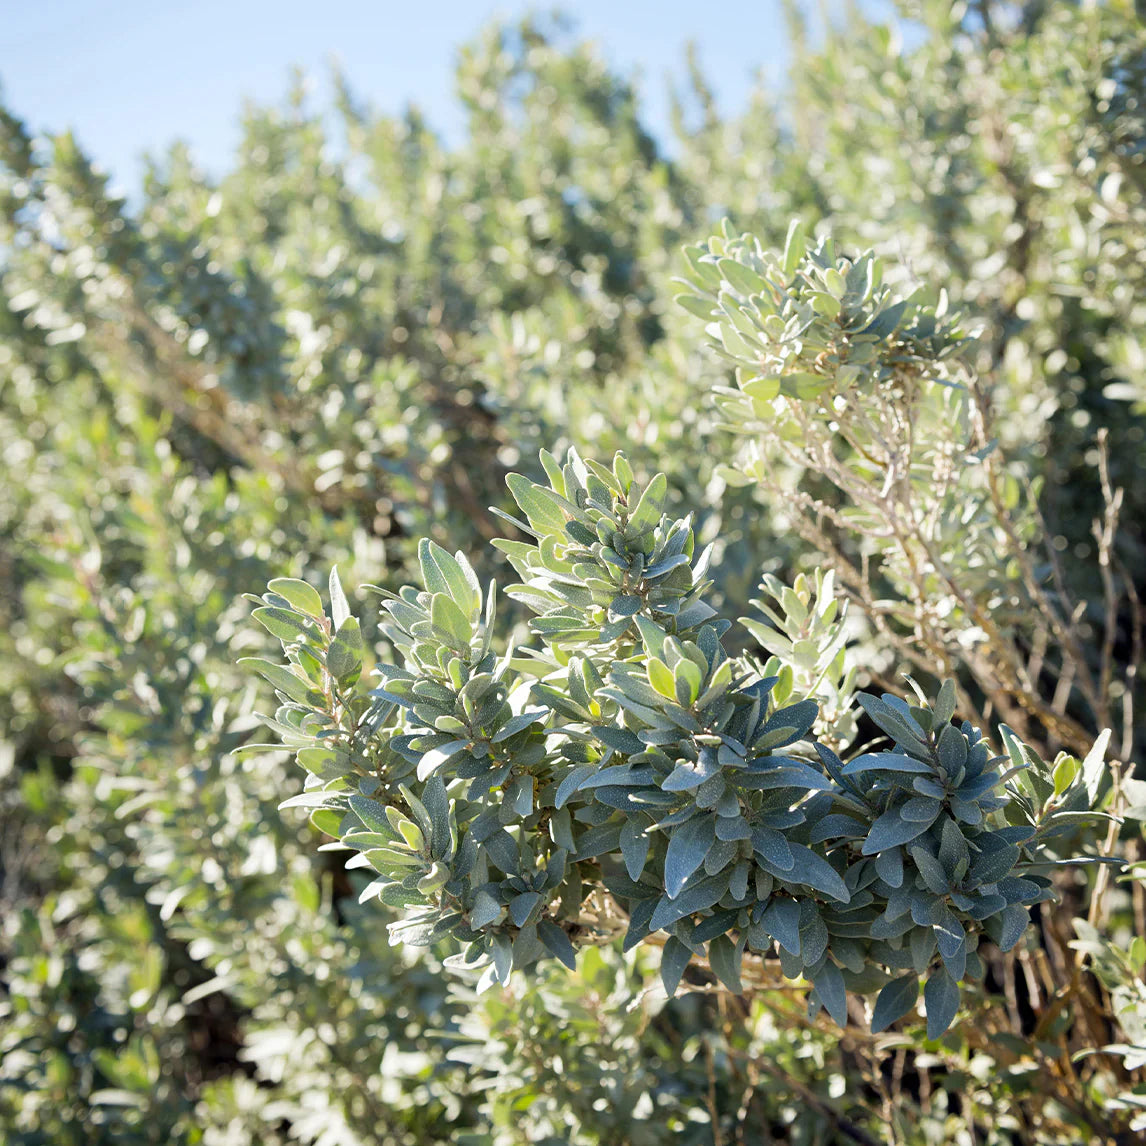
[909,846,950,896]
[627,472,667,535]
[593,726,645,755]
[348,795,391,835]
[861,808,931,854]
[1081,728,1112,805]
[969,838,1020,886]
[939,819,969,881]
[871,973,919,1033]
[538,920,577,970]
[664,815,716,898]
[326,617,363,683]
[782,218,806,276]
[997,904,1030,953]
[419,539,479,612]
[660,936,693,997]
[932,679,958,727]
[491,935,512,984]
[936,725,968,772]
[786,844,850,902]
[509,891,542,927]
[854,696,930,753]
[708,935,743,993]
[843,752,932,776]
[555,766,597,809]
[813,961,848,1026]
[492,709,547,742]
[252,607,314,643]
[609,594,643,618]
[239,658,312,704]
[676,293,715,320]
[931,906,965,960]
[647,657,676,698]
[750,826,794,872]
[900,796,942,824]
[620,819,650,881]
[470,889,502,929]
[329,566,351,630]
[762,899,801,955]
[875,846,904,889]
[431,593,472,651]
[506,473,567,535]
[422,776,452,858]
[417,739,467,781]
[674,658,703,706]
[924,968,961,1039]
[663,753,721,791]
[268,578,323,616]
[800,909,829,967]
[650,874,730,930]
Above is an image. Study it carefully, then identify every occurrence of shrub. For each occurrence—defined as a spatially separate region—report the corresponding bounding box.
[245,224,1118,1044]
[4,4,1146,1143]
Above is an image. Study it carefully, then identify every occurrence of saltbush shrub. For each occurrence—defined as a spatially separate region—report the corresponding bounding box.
[3,5,1146,1144]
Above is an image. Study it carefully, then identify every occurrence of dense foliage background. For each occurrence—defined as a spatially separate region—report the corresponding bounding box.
[2,2,1145,1143]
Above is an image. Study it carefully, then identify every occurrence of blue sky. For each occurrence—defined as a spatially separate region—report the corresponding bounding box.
[0,2,895,193]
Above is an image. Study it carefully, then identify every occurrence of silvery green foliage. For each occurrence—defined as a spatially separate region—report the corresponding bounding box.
[247,450,1110,1037]
[740,569,858,750]
[676,220,1045,646]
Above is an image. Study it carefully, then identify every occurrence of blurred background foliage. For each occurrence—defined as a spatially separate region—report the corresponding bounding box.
[2,2,1145,1143]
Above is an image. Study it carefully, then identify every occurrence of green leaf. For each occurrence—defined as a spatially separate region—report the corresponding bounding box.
[762,899,801,955]
[268,578,323,616]
[239,658,312,703]
[326,616,363,683]
[937,725,968,772]
[708,934,743,993]
[676,294,716,320]
[620,819,650,881]
[660,936,693,997]
[431,593,473,652]
[997,904,1029,952]
[329,566,351,630]
[787,844,850,902]
[842,752,931,776]
[909,846,950,896]
[348,795,392,835]
[969,838,1020,885]
[417,739,467,782]
[252,607,314,643]
[509,891,542,927]
[627,472,667,535]
[939,819,969,880]
[813,961,848,1026]
[491,709,546,743]
[782,218,806,276]
[871,973,919,1033]
[932,679,958,727]
[674,658,703,706]
[609,594,643,618]
[538,920,577,970]
[665,815,716,898]
[648,657,675,698]
[650,874,730,931]
[751,826,794,872]
[924,968,961,1039]
[506,473,567,535]
[420,539,480,612]
[861,808,931,855]
[1080,729,1111,805]
[742,376,780,401]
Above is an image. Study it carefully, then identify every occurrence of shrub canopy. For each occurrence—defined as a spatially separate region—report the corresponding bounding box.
[2,4,1146,1144]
